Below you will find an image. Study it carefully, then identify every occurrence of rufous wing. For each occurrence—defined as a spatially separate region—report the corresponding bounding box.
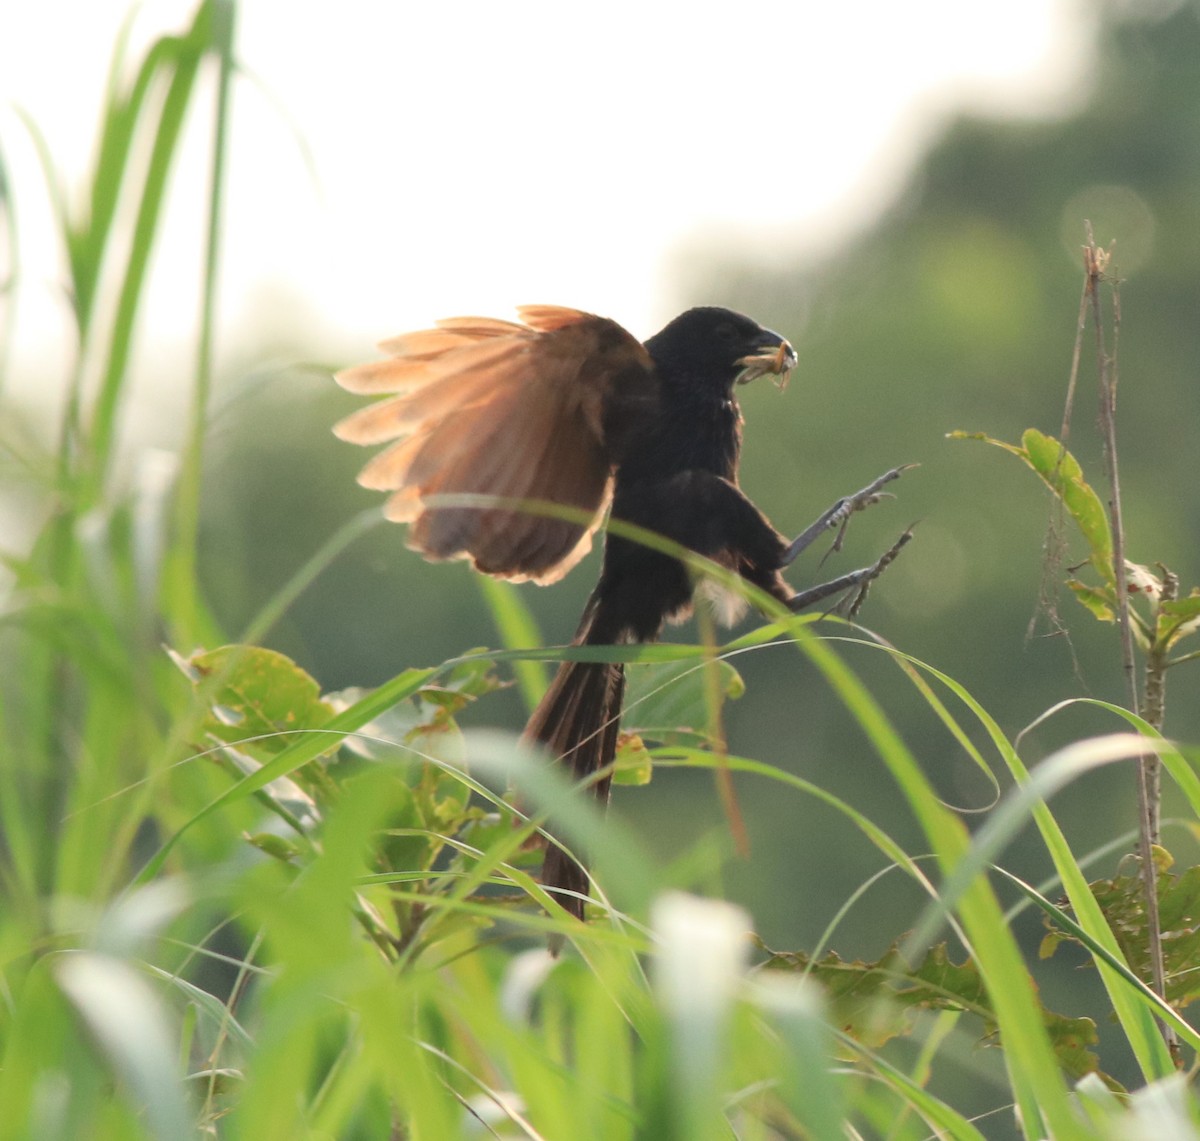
[334,306,656,584]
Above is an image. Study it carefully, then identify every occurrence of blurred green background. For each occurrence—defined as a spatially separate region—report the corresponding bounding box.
[5,0,1200,1106]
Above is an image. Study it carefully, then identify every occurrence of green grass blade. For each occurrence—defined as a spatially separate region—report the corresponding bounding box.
[55,952,194,1138]
[763,622,1088,1139]
[136,665,436,881]
[995,867,1200,1051]
[85,4,219,502]
[477,576,550,710]
[165,0,236,644]
[843,639,1177,1082]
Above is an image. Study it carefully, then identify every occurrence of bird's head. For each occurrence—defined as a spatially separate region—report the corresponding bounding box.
[643,306,797,392]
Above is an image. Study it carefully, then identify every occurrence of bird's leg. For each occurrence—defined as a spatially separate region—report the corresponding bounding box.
[787,528,913,617]
[781,465,916,568]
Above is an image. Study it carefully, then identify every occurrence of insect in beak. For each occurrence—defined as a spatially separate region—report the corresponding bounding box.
[736,338,797,389]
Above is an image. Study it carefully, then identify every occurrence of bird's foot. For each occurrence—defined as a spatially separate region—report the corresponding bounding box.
[787,527,914,618]
[782,464,917,567]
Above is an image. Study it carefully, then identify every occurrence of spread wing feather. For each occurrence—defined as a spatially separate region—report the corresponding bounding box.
[334,306,656,584]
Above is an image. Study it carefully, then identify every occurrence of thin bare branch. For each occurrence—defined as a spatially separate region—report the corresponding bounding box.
[1028,241,1092,654]
[1084,221,1173,1054]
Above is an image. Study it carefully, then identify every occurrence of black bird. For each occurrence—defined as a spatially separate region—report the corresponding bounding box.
[335,305,906,921]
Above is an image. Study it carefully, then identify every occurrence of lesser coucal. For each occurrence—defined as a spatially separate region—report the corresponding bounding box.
[335,305,907,921]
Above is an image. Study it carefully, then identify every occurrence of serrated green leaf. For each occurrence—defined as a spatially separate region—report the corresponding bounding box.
[179,644,335,753]
[758,936,1108,1084]
[1042,847,1200,1012]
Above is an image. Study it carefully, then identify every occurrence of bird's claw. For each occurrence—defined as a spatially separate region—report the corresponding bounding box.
[782,464,916,567]
[787,527,914,617]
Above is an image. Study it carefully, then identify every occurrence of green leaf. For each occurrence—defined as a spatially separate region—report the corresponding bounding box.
[245,832,305,863]
[1043,847,1200,1012]
[173,644,335,754]
[952,428,1114,585]
[1020,429,1114,583]
[759,937,1109,1085]
[55,953,193,1139]
[329,654,503,763]
[624,657,745,748]
[476,576,549,710]
[1159,590,1200,649]
[612,732,654,786]
[1067,579,1115,623]
[417,650,506,717]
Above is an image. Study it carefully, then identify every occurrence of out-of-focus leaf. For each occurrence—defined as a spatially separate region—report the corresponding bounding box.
[653,893,752,1141]
[758,936,1111,1086]
[475,578,549,710]
[1067,579,1115,623]
[613,732,653,786]
[245,832,305,863]
[623,658,744,748]
[1160,591,1200,649]
[1042,847,1200,1012]
[1124,562,1162,600]
[171,644,334,753]
[55,952,193,1138]
[749,975,846,1141]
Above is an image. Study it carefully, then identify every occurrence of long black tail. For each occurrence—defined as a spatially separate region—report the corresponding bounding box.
[523,604,626,921]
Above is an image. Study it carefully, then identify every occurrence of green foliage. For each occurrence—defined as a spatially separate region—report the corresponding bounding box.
[173,644,337,752]
[950,428,1114,588]
[1043,847,1200,1013]
[7,3,1200,1139]
[760,937,1108,1086]
[953,428,1200,663]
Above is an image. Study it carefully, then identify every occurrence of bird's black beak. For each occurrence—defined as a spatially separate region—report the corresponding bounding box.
[735,329,797,386]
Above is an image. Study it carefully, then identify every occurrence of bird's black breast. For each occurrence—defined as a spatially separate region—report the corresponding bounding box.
[614,387,742,487]
[589,387,745,643]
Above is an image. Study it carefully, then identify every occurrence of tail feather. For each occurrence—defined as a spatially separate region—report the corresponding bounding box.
[523,644,626,922]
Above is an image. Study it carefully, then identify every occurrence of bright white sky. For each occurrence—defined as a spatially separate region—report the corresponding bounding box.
[3,0,1094,398]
